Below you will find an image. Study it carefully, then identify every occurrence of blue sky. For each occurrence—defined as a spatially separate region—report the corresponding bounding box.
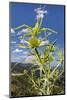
[10,2,65,63]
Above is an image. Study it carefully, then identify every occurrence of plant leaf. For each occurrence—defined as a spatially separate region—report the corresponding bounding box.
[39,40,49,46]
[17,44,29,48]
[14,24,32,30]
[41,27,58,34]
[23,33,31,37]
[29,37,40,48]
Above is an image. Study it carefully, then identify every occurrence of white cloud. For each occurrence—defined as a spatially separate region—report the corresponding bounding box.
[23,51,28,55]
[21,28,30,33]
[20,39,24,43]
[25,55,35,63]
[11,51,28,63]
[13,48,23,53]
[11,28,15,33]
[17,28,32,35]
[11,41,16,44]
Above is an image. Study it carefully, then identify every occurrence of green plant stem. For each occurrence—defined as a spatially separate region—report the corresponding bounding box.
[34,48,51,95]
[34,48,42,78]
[34,48,42,63]
[48,52,51,76]
[38,18,42,29]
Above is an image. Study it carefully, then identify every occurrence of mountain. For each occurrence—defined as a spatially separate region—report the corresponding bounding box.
[10,62,38,73]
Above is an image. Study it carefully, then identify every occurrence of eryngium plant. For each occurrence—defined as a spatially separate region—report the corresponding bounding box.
[11,6,64,95]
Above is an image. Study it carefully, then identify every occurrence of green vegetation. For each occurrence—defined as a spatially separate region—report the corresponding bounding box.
[11,6,65,97]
